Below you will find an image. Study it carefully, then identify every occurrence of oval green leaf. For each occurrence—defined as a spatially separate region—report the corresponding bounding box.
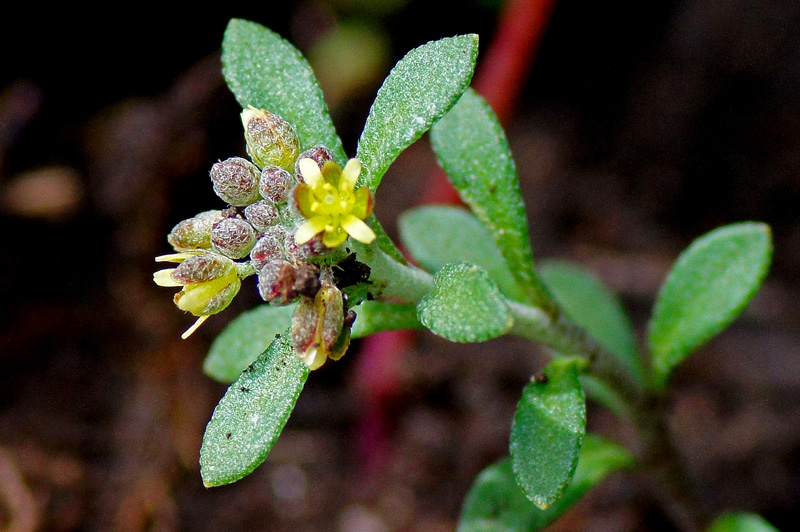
[539,260,644,384]
[399,205,526,301]
[510,358,587,509]
[356,34,478,191]
[707,513,781,532]
[430,89,550,308]
[458,434,634,532]
[203,304,296,384]
[647,222,772,388]
[200,331,309,487]
[416,262,513,343]
[222,19,346,162]
[350,300,423,338]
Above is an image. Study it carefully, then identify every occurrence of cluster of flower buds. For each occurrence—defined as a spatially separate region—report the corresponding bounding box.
[155,107,374,369]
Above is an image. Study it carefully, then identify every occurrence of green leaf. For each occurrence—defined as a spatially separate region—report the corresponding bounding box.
[417,262,513,342]
[200,331,309,487]
[707,513,781,532]
[203,304,296,384]
[458,434,634,532]
[399,205,526,302]
[510,357,587,509]
[357,34,478,191]
[430,89,550,308]
[539,260,644,384]
[222,19,346,162]
[647,222,772,388]
[351,301,423,338]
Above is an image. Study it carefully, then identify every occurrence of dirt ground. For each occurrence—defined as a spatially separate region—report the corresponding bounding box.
[1,2,798,531]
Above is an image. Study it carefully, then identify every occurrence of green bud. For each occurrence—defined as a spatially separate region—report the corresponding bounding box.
[167,210,223,251]
[210,157,262,206]
[241,107,300,171]
[211,217,257,259]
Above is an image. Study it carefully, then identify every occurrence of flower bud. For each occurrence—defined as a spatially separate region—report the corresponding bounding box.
[285,228,327,261]
[250,225,287,271]
[259,165,298,204]
[167,210,223,251]
[295,145,334,181]
[291,281,346,370]
[243,200,280,232]
[211,217,257,259]
[153,252,242,338]
[241,107,300,171]
[257,260,297,305]
[210,157,262,206]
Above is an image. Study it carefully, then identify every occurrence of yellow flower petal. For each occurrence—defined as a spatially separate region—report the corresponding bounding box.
[351,187,373,219]
[155,251,204,263]
[181,315,209,339]
[153,268,182,287]
[300,346,327,370]
[340,159,361,191]
[298,158,323,189]
[295,217,328,245]
[295,184,315,217]
[341,214,376,244]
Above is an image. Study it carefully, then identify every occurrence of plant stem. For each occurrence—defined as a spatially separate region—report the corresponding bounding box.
[363,247,705,531]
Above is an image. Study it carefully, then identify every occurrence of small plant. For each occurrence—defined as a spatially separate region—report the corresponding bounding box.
[154,19,778,532]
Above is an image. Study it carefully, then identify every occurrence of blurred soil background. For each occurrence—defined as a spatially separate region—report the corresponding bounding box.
[0,1,798,531]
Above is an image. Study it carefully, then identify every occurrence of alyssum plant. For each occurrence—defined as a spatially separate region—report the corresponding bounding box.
[154,19,778,532]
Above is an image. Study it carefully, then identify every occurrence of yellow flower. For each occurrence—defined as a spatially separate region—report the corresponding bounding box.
[153,252,242,338]
[294,158,376,248]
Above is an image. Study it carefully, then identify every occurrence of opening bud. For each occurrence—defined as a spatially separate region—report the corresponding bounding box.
[241,107,300,171]
[291,280,349,370]
[210,157,262,206]
[167,210,223,251]
[211,217,257,259]
[153,252,242,338]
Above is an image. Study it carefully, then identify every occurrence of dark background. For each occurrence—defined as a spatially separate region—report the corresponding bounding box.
[1,1,798,530]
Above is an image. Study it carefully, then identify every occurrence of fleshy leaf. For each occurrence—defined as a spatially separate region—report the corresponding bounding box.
[357,34,478,191]
[430,89,550,308]
[707,513,781,532]
[399,205,526,302]
[351,301,423,338]
[222,19,346,163]
[200,331,309,487]
[647,222,772,388]
[203,304,296,383]
[539,260,644,384]
[458,434,634,532]
[510,357,587,509]
[417,262,513,342]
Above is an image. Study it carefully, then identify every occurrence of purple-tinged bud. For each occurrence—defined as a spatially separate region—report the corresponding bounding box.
[294,145,334,181]
[210,157,262,206]
[259,165,298,204]
[211,217,257,259]
[167,210,223,251]
[249,226,287,271]
[257,260,298,306]
[285,228,327,261]
[291,280,346,370]
[241,107,300,171]
[243,200,280,232]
